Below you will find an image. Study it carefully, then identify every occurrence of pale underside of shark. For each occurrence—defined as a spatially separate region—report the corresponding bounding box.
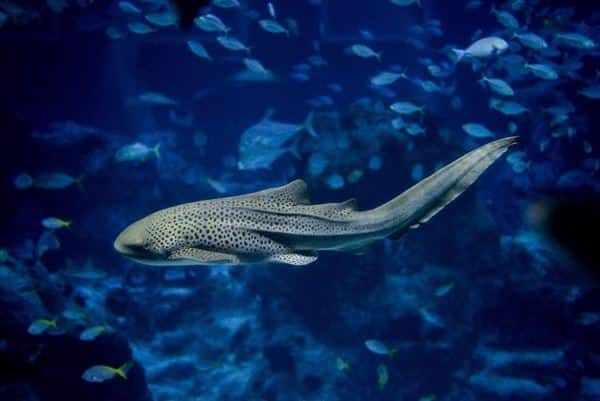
[114,137,518,266]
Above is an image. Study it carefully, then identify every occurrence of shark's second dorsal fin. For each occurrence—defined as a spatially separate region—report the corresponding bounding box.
[339,198,358,211]
[304,198,359,220]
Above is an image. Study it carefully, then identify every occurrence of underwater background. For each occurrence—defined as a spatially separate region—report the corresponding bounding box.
[1,0,599,400]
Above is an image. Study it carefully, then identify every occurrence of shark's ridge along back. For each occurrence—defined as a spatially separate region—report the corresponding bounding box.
[114,137,518,266]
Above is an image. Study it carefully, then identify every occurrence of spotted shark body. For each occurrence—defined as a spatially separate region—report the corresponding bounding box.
[114,137,518,266]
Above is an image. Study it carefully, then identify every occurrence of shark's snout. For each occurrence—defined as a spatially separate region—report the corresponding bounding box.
[114,221,149,258]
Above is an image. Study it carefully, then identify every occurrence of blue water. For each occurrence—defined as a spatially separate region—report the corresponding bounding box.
[1,1,599,400]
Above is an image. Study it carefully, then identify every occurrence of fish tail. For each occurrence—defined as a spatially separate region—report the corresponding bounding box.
[376,51,383,62]
[370,137,519,239]
[153,143,161,159]
[400,67,409,80]
[75,174,85,193]
[115,361,133,379]
[478,74,486,86]
[288,140,302,160]
[304,111,318,137]
[418,105,426,123]
[451,49,465,63]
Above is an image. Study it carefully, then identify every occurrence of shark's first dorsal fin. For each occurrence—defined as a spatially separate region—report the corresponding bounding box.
[253,179,311,205]
[215,179,311,209]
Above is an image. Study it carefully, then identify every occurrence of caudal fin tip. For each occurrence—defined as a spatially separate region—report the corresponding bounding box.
[491,136,519,149]
[503,135,520,146]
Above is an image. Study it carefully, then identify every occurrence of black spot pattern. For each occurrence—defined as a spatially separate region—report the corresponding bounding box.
[139,180,365,262]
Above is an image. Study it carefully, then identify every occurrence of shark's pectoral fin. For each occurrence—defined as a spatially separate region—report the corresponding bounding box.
[268,251,318,266]
[337,242,372,254]
[349,244,372,255]
[169,247,240,265]
[389,224,420,240]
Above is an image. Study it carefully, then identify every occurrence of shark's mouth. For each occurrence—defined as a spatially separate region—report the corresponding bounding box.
[114,240,164,264]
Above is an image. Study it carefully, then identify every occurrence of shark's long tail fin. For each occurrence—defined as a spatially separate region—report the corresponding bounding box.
[372,136,518,239]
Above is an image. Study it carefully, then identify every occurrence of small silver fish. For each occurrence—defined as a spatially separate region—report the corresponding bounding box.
[79,325,108,341]
[259,19,289,36]
[243,58,269,75]
[187,40,212,61]
[216,35,251,53]
[34,172,83,190]
[194,14,229,33]
[370,71,406,86]
[349,44,382,61]
[453,37,508,62]
[462,123,495,138]
[41,217,72,230]
[115,143,160,163]
[389,101,424,115]
[479,75,514,96]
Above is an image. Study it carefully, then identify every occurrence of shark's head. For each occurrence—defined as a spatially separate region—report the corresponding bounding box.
[114,205,231,266]
[114,213,175,266]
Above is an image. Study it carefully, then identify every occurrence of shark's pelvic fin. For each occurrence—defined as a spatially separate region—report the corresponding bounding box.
[169,247,240,265]
[268,251,318,266]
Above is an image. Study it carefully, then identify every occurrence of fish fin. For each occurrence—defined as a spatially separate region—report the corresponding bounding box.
[388,230,406,240]
[339,198,358,211]
[375,137,519,239]
[288,140,302,160]
[216,179,312,206]
[304,111,318,137]
[451,49,465,63]
[417,137,519,226]
[169,248,240,265]
[400,67,409,80]
[115,361,133,379]
[477,74,487,88]
[268,251,318,266]
[75,174,85,193]
[344,243,372,255]
[252,179,311,205]
[263,108,275,121]
[307,198,359,219]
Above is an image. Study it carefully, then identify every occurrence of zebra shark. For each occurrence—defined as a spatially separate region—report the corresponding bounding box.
[114,137,517,266]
